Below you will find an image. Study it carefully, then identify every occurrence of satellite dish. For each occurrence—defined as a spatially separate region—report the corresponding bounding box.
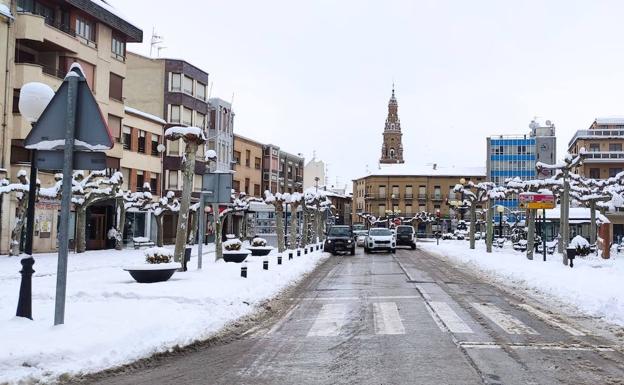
[545,120,552,126]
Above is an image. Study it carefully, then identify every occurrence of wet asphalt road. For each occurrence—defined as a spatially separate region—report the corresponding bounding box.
[86,244,624,385]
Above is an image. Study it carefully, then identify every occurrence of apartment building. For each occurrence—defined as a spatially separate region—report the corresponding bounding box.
[208,97,234,173]
[568,117,624,240]
[0,0,142,253]
[352,164,486,232]
[304,157,325,190]
[233,134,262,197]
[261,144,304,194]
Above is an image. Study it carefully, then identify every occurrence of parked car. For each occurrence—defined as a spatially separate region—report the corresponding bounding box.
[395,225,416,249]
[356,234,367,247]
[324,225,355,255]
[364,228,396,254]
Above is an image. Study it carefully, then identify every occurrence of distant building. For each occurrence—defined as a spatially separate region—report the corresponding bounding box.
[486,118,556,217]
[304,157,325,189]
[380,86,404,164]
[208,98,234,173]
[568,117,624,241]
[233,134,263,197]
[262,144,304,194]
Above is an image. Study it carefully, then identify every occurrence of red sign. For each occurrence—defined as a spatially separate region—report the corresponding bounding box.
[519,193,555,204]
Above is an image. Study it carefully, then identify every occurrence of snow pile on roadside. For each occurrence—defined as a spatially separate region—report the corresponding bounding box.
[420,241,624,327]
[0,245,327,384]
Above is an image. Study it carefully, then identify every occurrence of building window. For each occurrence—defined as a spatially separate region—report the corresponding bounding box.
[255,157,261,169]
[392,185,399,198]
[121,167,130,190]
[233,151,241,164]
[418,186,426,199]
[108,114,122,142]
[589,143,600,152]
[171,73,181,92]
[122,126,131,150]
[378,186,386,198]
[75,16,95,44]
[167,139,179,156]
[419,205,426,212]
[589,168,600,179]
[405,186,413,198]
[111,35,125,60]
[379,204,386,217]
[245,150,251,167]
[136,170,144,191]
[167,170,178,189]
[168,105,181,123]
[195,112,205,129]
[183,107,193,126]
[109,73,123,101]
[183,76,193,95]
[245,178,250,194]
[138,130,146,153]
[233,180,240,192]
[254,184,261,196]
[197,82,206,100]
[609,168,622,178]
[609,143,622,152]
[150,174,158,194]
[405,204,412,214]
[434,186,441,199]
[151,134,160,156]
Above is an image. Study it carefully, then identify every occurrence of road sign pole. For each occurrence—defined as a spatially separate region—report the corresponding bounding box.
[198,192,205,269]
[54,75,78,326]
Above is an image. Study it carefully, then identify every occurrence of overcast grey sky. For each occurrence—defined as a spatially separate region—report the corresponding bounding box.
[116,0,624,188]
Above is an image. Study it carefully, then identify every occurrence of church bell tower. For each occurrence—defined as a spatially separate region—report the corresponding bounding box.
[380,85,404,164]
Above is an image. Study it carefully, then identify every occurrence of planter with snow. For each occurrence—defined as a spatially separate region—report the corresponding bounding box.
[223,239,250,263]
[124,247,180,283]
[570,235,591,256]
[246,237,273,256]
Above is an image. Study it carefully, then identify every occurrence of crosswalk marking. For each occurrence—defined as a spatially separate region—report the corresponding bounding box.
[472,302,538,335]
[307,303,348,337]
[373,302,406,335]
[517,303,586,336]
[429,301,474,333]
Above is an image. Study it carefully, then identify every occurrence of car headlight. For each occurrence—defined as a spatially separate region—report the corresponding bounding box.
[347,239,352,243]
[327,240,332,244]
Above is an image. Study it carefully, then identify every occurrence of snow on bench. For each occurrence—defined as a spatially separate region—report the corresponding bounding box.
[133,237,155,249]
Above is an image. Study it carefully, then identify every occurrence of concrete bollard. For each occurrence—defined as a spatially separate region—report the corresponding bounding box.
[277,255,282,265]
[241,264,247,278]
[263,259,269,270]
[297,249,301,257]
[288,251,293,260]
[304,247,308,255]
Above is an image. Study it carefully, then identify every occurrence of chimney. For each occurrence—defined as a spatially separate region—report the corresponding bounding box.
[433,163,437,170]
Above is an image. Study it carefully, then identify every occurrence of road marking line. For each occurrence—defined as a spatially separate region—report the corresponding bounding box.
[517,303,587,336]
[429,302,474,334]
[307,303,348,337]
[471,302,538,335]
[291,295,421,301]
[266,304,300,335]
[424,301,449,333]
[373,302,405,335]
[459,341,613,352]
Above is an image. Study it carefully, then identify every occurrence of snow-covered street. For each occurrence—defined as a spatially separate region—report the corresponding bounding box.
[420,240,624,327]
[0,246,328,384]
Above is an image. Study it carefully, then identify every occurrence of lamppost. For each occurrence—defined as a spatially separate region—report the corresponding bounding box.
[435,208,441,245]
[459,178,466,220]
[16,82,54,320]
[497,205,505,238]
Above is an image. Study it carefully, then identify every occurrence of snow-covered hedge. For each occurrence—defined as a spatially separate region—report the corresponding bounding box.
[223,239,242,251]
[251,237,267,247]
[144,247,173,264]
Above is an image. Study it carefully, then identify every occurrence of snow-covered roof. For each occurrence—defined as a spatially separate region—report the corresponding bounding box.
[355,163,486,179]
[0,4,13,19]
[594,116,624,125]
[543,206,610,224]
[125,106,166,125]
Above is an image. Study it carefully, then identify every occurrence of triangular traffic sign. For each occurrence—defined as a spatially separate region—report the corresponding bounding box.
[24,66,113,151]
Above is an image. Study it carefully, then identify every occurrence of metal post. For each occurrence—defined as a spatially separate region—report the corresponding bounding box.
[16,147,38,319]
[285,203,288,247]
[197,192,205,269]
[498,212,502,238]
[527,209,535,260]
[542,208,547,261]
[54,75,78,326]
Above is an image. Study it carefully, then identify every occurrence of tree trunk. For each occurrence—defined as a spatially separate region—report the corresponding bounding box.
[469,205,476,249]
[486,202,493,253]
[155,215,164,247]
[115,200,126,251]
[561,171,569,265]
[174,141,198,269]
[187,209,198,245]
[275,204,285,252]
[527,209,535,260]
[10,198,28,256]
[290,203,299,249]
[302,209,310,246]
[589,200,596,244]
[76,205,87,253]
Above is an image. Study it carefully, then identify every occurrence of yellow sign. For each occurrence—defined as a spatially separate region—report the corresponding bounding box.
[526,202,555,210]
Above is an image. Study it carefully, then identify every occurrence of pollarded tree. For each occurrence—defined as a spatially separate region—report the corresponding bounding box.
[1,171,29,256]
[164,125,207,268]
[264,191,287,252]
[113,183,153,250]
[453,181,497,250]
[149,191,180,247]
[287,192,303,249]
[71,170,123,254]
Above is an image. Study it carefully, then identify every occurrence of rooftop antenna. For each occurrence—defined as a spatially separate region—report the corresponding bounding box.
[312,150,316,160]
[230,92,235,108]
[150,27,164,58]
[208,81,213,99]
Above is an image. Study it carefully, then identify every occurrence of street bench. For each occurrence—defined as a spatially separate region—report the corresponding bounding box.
[133,237,155,249]
[513,241,527,252]
[494,238,505,248]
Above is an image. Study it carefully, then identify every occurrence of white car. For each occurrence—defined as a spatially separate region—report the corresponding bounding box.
[364,228,396,254]
[356,234,367,247]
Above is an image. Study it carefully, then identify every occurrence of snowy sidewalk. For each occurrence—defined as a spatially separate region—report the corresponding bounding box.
[0,244,328,384]
[420,240,624,327]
